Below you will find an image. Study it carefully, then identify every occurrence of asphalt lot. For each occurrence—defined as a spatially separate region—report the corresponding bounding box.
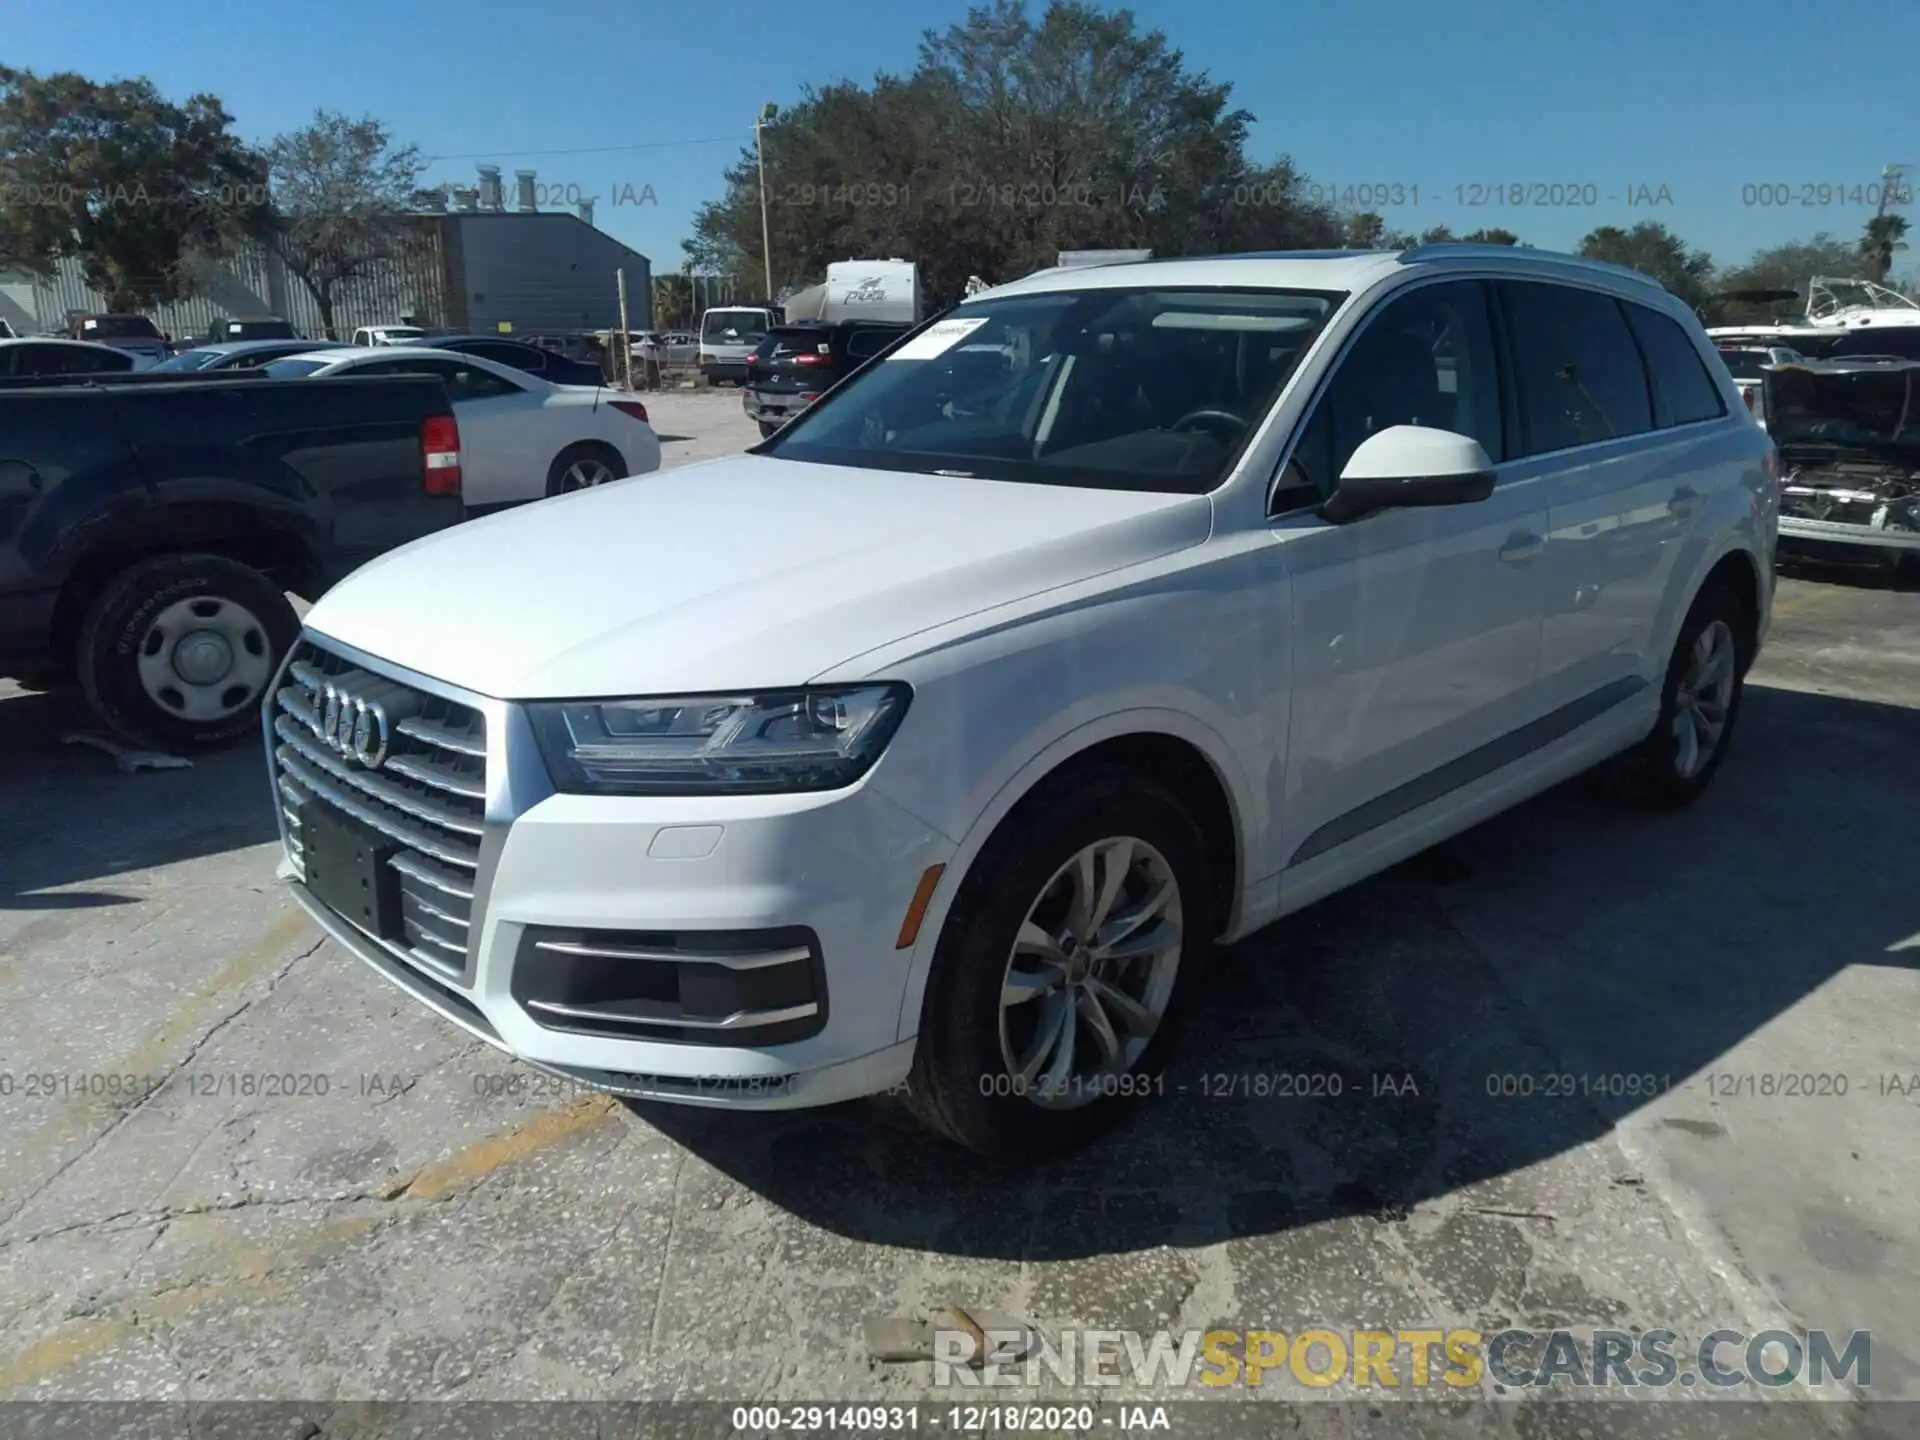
[1,394,1915,1435]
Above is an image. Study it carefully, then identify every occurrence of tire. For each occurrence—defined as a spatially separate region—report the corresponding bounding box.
[76,553,299,751]
[902,762,1214,1162]
[757,421,780,440]
[1595,581,1750,810]
[545,441,627,497]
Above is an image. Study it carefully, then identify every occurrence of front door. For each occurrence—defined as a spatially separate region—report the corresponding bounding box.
[1265,279,1551,881]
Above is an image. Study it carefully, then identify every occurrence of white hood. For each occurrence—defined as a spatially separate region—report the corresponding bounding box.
[305,455,1211,698]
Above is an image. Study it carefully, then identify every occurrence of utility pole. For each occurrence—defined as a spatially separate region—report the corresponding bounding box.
[755,103,776,304]
[616,268,633,391]
[1875,163,1912,220]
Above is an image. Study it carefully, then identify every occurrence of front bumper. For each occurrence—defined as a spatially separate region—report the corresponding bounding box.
[268,635,947,1109]
[1778,515,1920,553]
[742,388,810,426]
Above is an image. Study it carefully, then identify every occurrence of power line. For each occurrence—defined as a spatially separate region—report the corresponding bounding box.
[422,134,749,163]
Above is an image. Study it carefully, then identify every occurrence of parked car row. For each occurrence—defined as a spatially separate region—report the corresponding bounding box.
[1,339,663,740]
[255,244,1786,1162]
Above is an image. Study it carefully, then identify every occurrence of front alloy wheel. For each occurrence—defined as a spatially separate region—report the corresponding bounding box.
[998,837,1182,1109]
[903,762,1211,1160]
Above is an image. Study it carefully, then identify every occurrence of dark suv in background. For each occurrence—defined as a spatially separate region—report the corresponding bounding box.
[417,334,605,386]
[742,321,908,437]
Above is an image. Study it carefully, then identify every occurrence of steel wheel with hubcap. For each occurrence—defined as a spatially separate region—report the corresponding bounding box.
[998,837,1182,1109]
[904,762,1212,1159]
[134,594,275,724]
[76,552,300,750]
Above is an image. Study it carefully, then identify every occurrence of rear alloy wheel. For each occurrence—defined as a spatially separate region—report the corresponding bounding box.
[76,553,298,750]
[1596,581,1749,809]
[904,763,1211,1160]
[545,443,626,496]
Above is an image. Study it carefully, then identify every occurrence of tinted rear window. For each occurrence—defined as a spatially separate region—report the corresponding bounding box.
[1625,305,1727,425]
[1500,282,1654,454]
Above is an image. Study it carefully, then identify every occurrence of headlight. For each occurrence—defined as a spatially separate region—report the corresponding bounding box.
[527,684,911,796]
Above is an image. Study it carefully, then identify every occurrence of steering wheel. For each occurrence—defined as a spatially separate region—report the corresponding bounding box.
[1169,408,1249,442]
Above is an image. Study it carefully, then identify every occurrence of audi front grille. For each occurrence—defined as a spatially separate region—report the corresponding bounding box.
[270,638,488,985]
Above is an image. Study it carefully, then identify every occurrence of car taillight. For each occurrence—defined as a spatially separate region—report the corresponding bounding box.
[421,414,461,495]
[793,353,829,365]
[798,392,821,403]
[1743,388,1758,412]
[608,399,650,424]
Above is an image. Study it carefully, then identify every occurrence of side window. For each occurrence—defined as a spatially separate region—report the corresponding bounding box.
[1275,280,1505,512]
[354,356,518,399]
[446,362,522,399]
[1622,304,1727,426]
[846,330,890,360]
[471,342,536,371]
[1499,281,1654,454]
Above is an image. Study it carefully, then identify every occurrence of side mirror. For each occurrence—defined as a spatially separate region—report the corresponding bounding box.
[1321,425,1497,524]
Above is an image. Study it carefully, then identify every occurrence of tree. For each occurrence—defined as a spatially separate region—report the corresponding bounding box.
[0,66,269,310]
[1459,227,1520,245]
[265,111,424,338]
[684,1,1343,305]
[1577,221,1715,308]
[1709,233,1863,324]
[1860,213,1910,282]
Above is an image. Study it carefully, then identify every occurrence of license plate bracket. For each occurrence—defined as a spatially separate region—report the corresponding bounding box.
[298,801,402,940]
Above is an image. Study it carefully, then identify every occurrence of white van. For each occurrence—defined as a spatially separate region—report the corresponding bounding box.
[696,307,774,384]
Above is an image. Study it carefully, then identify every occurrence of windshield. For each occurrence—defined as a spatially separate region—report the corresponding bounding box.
[150,348,225,372]
[261,357,334,378]
[762,286,1343,494]
[80,316,162,340]
[702,310,770,344]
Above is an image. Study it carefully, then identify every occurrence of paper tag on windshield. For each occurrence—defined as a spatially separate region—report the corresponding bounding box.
[888,317,987,360]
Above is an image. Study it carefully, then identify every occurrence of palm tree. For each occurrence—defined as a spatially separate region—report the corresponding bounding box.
[1860,214,1910,281]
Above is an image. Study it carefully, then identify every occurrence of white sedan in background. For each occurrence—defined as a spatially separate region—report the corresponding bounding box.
[263,346,662,508]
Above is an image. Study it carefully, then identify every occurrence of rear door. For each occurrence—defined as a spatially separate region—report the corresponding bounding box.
[1508,281,1712,714]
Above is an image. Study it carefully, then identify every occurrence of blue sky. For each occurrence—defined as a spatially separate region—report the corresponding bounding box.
[8,0,1915,282]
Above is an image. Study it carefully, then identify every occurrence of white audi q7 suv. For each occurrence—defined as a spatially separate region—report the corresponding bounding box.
[265,245,1778,1159]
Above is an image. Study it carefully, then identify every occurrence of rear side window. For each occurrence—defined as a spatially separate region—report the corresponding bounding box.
[845,329,896,359]
[1499,281,1654,454]
[1624,304,1727,426]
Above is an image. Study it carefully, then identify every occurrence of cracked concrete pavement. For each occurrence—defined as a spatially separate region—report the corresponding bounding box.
[1,409,1916,1433]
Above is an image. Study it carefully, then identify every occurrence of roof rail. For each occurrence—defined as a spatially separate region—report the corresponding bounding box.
[1396,243,1667,292]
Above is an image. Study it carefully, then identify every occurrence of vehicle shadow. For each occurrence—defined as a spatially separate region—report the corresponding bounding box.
[0,683,281,903]
[633,681,1918,1262]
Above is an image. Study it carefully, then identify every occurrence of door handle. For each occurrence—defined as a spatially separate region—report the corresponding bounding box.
[1669,485,1700,515]
[1497,531,1545,564]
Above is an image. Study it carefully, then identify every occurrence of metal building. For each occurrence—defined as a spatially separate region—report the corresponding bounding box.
[0,165,651,339]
